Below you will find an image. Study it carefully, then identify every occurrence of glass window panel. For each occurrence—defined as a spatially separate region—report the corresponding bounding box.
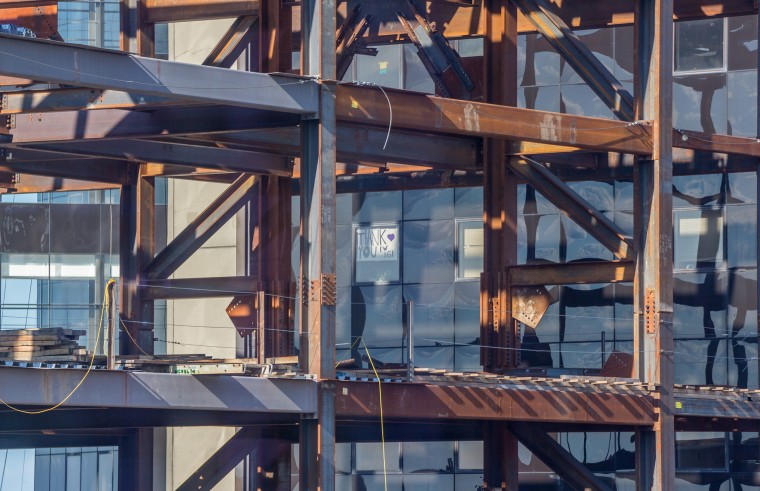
[356,45,402,89]
[673,74,727,134]
[337,193,352,224]
[674,209,724,269]
[561,215,614,262]
[676,432,726,470]
[403,441,453,473]
[521,186,559,216]
[405,284,454,344]
[675,19,725,72]
[403,189,454,221]
[614,283,634,342]
[560,84,614,119]
[336,286,352,346]
[0,204,49,253]
[674,272,728,338]
[50,205,102,254]
[403,220,454,284]
[454,474,483,490]
[97,450,114,491]
[729,172,757,205]
[454,187,482,218]
[729,338,757,389]
[454,281,480,343]
[402,474,453,490]
[403,44,435,94]
[337,224,353,288]
[457,221,483,279]
[518,34,561,86]
[562,284,615,342]
[561,29,613,85]
[355,474,403,491]
[458,441,483,470]
[726,205,756,267]
[519,214,561,264]
[569,181,614,212]
[674,175,723,208]
[727,15,758,71]
[49,452,65,491]
[355,225,401,284]
[351,192,402,223]
[350,285,403,346]
[614,211,634,237]
[66,452,81,491]
[456,38,483,57]
[518,85,561,112]
[49,280,94,304]
[454,345,480,371]
[356,442,401,472]
[614,180,634,212]
[335,443,351,474]
[675,339,729,386]
[414,346,454,370]
[727,70,757,137]
[35,452,51,491]
[1,278,41,306]
[613,26,634,81]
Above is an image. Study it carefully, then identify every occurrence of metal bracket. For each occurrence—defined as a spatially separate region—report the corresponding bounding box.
[321,274,336,306]
[5,114,15,130]
[645,288,656,334]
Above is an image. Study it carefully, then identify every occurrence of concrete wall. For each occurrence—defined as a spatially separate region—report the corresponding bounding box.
[162,19,244,491]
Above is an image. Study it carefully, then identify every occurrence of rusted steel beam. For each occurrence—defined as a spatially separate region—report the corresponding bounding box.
[2,175,119,193]
[508,157,633,259]
[23,140,292,176]
[142,276,260,299]
[509,424,612,491]
[0,106,300,143]
[144,0,259,23]
[510,261,635,287]
[0,4,57,39]
[204,15,259,68]
[336,84,652,154]
[633,0,675,488]
[145,175,256,280]
[513,0,635,121]
[333,381,655,426]
[0,150,131,184]
[674,129,760,157]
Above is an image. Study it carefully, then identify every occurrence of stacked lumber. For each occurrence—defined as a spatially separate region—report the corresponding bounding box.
[0,328,89,362]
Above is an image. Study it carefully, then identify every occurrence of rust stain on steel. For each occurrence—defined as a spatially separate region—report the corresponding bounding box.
[334,381,655,425]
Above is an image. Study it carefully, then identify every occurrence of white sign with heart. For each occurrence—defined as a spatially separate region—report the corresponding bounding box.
[355,225,399,262]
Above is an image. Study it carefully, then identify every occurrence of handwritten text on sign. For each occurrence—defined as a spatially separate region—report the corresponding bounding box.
[355,226,399,262]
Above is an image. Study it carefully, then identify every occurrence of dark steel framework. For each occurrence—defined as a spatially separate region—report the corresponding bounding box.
[0,0,758,490]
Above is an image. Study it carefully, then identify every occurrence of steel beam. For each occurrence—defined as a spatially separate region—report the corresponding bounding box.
[0,150,131,184]
[510,261,635,287]
[0,366,316,413]
[509,157,633,259]
[23,140,292,176]
[336,84,652,154]
[120,166,155,356]
[145,174,257,280]
[0,34,317,114]
[176,427,259,491]
[142,276,260,299]
[633,0,675,489]
[333,381,655,426]
[513,0,635,121]
[509,424,612,491]
[145,0,259,23]
[1,105,300,143]
[299,0,337,489]
[204,15,259,68]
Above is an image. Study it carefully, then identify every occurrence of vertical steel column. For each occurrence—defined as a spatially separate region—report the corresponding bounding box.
[481,0,519,488]
[299,0,337,489]
[633,0,675,489]
[119,428,154,490]
[120,0,154,55]
[120,165,155,356]
[248,0,295,362]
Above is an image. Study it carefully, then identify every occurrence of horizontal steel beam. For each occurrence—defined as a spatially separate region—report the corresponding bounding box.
[0,34,317,113]
[145,175,257,280]
[0,88,191,114]
[334,381,654,425]
[0,149,132,184]
[675,129,760,157]
[1,105,300,143]
[22,140,292,176]
[509,157,633,259]
[0,366,316,413]
[510,261,635,287]
[336,84,652,154]
[142,276,260,299]
[145,0,259,23]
